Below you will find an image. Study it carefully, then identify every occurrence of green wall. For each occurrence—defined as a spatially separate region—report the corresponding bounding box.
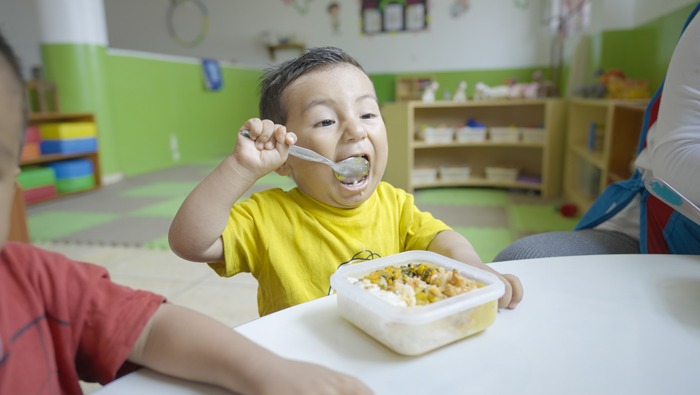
[41,44,119,175]
[597,3,695,93]
[106,54,262,176]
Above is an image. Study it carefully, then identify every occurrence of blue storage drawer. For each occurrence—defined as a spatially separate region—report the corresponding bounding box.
[40,137,97,155]
[46,158,94,179]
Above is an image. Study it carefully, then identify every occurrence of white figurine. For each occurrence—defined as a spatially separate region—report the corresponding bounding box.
[474,82,510,100]
[453,81,468,101]
[422,81,439,103]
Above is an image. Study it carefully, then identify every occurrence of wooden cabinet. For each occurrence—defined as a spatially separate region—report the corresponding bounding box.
[20,112,101,205]
[381,99,566,196]
[563,99,647,212]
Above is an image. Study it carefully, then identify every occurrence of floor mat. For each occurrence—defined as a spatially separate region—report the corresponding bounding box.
[26,161,579,262]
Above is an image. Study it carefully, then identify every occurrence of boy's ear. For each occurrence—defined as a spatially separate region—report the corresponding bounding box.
[275,161,292,176]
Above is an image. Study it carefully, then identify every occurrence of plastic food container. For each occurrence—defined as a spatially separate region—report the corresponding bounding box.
[330,251,504,356]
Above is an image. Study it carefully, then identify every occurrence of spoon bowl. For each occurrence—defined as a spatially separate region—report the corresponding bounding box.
[241,130,370,181]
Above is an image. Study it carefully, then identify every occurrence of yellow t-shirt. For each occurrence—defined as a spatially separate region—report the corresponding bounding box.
[209,182,451,316]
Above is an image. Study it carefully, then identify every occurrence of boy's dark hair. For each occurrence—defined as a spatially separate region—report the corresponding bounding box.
[259,46,365,124]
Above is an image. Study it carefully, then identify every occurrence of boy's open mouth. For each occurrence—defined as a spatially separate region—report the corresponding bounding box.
[336,155,369,187]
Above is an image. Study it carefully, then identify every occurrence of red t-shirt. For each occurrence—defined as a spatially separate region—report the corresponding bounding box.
[0,242,166,394]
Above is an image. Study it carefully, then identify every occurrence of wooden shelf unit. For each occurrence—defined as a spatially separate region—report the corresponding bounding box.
[20,112,101,205]
[381,99,567,196]
[563,99,647,212]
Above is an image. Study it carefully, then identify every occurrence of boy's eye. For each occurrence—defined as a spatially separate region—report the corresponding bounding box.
[316,119,335,127]
[361,113,376,119]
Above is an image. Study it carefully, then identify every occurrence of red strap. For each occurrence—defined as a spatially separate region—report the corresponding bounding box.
[645,194,673,253]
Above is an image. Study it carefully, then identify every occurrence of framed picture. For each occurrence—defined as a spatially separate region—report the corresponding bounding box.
[361,0,428,35]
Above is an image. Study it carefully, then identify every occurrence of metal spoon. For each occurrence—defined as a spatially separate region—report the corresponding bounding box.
[241,130,370,181]
[645,177,700,225]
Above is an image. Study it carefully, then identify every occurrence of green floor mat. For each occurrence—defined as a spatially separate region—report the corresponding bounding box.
[28,211,119,241]
[145,234,170,250]
[415,188,509,206]
[453,226,514,263]
[130,197,187,217]
[120,181,200,198]
[509,204,580,232]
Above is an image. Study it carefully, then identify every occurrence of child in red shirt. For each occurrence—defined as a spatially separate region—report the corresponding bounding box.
[0,30,371,395]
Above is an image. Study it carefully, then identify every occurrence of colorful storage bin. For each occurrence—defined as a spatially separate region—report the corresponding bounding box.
[23,184,58,205]
[17,166,56,190]
[17,166,57,205]
[55,176,95,193]
[40,138,98,155]
[20,143,41,161]
[21,125,43,161]
[46,158,93,178]
[25,125,41,143]
[46,159,95,193]
[39,122,97,139]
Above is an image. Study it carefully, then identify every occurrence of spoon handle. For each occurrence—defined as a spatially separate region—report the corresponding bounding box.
[287,145,334,166]
[240,130,335,167]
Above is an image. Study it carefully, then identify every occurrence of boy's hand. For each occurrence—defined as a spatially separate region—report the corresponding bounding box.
[255,358,373,395]
[235,118,297,179]
[497,273,523,310]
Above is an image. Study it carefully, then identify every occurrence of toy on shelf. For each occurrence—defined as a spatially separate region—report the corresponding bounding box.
[421,81,439,103]
[453,81,468,101]
[574,68,650,99]
[474,72,555,100]
[473,82,510,100]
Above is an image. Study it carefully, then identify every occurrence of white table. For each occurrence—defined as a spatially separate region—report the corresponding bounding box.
[97,254,700,395]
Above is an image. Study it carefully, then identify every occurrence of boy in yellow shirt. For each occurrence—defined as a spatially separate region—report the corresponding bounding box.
[169,47,523,316]
[0,31,370,395]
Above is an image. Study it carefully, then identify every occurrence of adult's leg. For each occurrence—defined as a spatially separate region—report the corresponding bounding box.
[492,229,639,262]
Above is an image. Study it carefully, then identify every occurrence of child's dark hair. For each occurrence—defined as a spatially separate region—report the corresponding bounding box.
[259,46,365,124]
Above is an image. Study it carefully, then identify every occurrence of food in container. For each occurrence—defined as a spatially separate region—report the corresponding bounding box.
[330,251,505,356]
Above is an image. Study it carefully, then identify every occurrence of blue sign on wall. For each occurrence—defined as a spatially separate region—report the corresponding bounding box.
[201,58,223,91]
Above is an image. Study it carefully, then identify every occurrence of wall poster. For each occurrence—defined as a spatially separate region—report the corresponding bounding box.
[361,0,428,35]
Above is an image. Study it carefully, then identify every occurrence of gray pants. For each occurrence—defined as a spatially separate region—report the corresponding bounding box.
[492,229,640,262]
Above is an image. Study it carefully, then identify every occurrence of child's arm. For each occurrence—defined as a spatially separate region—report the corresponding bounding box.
[427,230,523,310]
[129,303,373,395]
[169,119,296,262]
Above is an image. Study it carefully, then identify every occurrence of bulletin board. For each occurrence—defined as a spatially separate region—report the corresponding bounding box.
[361,0,429,35]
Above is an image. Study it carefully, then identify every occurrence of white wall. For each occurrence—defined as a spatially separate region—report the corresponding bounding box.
[633,0,696,25]
[0,0,41,79]
[0,0,696,78]
[102,0,552,73]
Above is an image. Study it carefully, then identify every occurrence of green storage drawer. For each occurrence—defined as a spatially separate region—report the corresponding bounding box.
[17,166,56,189]
[55,174,95,193]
